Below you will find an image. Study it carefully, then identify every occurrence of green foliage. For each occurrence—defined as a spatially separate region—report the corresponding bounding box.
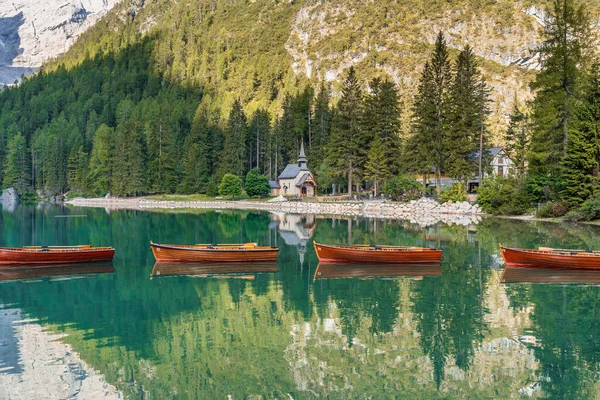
[560,66,600,206]
[383,175,423,201]
[219,173,242,200]
[409,32,453,193]
[326,66,366,194]
[528,0,591,179]
[112,121,147,197]
[87,124,115,196]
[445,45,491,182]
[244,168,270,198]
[220,100,248,177]
[310,83,332,174]
[440,182,467,203]
[564,192,600,221]
[364,136,390,196]
[363,77,402,175]
[536,201,571,218]
[476,175,532,215]
[504,100,530,175]
[2,133,30,192]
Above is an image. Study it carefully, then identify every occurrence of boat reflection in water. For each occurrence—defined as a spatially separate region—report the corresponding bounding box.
[313,262,442,280]
[502,266,600,285]
[0,262,114,283]
[151,262,278,279]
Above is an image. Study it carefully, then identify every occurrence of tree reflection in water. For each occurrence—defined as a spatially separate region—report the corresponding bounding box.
[1,206,600,397]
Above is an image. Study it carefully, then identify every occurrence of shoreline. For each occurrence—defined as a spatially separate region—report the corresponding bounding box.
[65,196,485,226]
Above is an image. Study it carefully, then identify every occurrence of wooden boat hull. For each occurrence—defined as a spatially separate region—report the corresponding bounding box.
[150,243,279,263]
[0,247,115,265]
[314,262,442,280]
[313,242,442,264]
[0,262,114,282]
[502,266,600,285]
[151,262,278,278]
[500,245,600,269]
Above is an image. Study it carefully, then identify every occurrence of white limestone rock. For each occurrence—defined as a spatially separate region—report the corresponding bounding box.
[0,0,120,85]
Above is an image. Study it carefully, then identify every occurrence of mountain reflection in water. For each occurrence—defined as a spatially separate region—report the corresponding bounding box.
[0,205,600,398]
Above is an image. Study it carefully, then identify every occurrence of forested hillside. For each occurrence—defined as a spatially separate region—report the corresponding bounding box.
[2,0,600,218]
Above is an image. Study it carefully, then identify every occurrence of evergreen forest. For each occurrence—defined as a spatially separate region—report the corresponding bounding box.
[1,0,600,218]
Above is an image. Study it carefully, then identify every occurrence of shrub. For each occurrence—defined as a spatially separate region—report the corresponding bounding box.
[536,201,571,218]
[219,174,242,200]
[20,192,39,202]
[477,175,532,215]
[383,175,423,201]
[244,168,270,197]
[440,182,467,203]
[564,193,600,222]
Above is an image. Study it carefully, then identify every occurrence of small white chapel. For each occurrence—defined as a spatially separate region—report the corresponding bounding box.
[269,142,317,197]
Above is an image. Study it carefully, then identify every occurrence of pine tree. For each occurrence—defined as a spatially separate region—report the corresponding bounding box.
[411,32,453,194]
[326,66,365,194]
[246,109,270,173]
[529,0,591,178]
[112,120,147,196]
[87,124,115,195]
[560,68,600,205]
[67,145,88,192]
[310,83,332,172]
[504,100,530,175]
[219,100,247,177]
[146,100,179,194]
[363,77,402,174]
[364,136,389,196]
[293,84,314,149]
[2,133,30,192]
[276,95,296,174]
[446,45,490,183]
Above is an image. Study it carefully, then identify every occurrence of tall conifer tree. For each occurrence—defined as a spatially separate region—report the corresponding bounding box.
[364,136,389,196]
[446,45,490,183]
[220,100,247,177]
[2,133,30,192]
[112,121,147,196]
[411,32,453,194]
[327,66,365,194]
[363,77,402,174]
[529,0,590,179]
[504,101,531,175]
[246,109,270,173]
[311,83,332,172]
[87,124,115,195]
[561,68,600,205]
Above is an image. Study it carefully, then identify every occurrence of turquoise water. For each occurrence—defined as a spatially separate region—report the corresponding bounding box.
[1,205,600,398]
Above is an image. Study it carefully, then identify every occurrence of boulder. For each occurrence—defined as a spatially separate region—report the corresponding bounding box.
[1,187,19,212]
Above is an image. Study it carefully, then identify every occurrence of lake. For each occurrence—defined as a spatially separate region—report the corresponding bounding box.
[1,204,600,399]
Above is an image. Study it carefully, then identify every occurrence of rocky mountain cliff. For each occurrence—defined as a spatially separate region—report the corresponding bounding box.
[7,0,600,138]
[0,0,119,85]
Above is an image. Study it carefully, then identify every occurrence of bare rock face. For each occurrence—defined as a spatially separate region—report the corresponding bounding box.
[0,0,120,86]
[1,187,19,211]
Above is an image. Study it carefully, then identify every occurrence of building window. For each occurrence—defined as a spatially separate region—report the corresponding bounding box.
[498,166,504,176]
[498,156,503,165]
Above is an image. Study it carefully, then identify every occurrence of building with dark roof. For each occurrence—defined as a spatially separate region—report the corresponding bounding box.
[276,142,317,197]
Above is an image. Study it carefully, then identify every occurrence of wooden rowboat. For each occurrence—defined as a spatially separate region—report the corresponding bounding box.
[151,262,278,278]
[150,242,279,263]
[500,245,600,269]
[0,245,115,265]
[313,262,442,280]
[313,242,442,264]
